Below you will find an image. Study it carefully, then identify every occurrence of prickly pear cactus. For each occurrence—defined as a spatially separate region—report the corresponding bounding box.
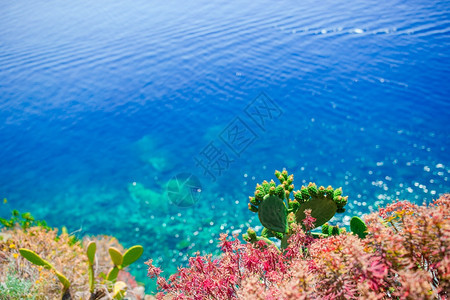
[122,245,144,267]
[107,245,144,284]
[258,195,288,233]
[19,248,71,294]
[247,169,349,247]
[86,241,96,293]
[350,216,368,238]
[294,183,348,228]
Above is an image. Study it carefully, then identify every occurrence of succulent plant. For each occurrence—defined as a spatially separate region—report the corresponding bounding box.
[86,241,96,294]
[350,216,368,239]
[19,248,71,299]
[107,245,144,283]
[246,169,349,248]
[257,195,288,233]
[294,183,348,229]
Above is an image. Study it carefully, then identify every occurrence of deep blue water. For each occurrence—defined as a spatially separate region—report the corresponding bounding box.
[1,0,449,291]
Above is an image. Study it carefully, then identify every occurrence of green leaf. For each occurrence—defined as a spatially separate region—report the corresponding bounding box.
[122,245,144,267]
[87,241,96,265]
[19,248,53,269]
[108,247,123,266]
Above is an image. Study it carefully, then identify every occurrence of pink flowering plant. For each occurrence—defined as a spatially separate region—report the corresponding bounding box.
[146,170,449,299]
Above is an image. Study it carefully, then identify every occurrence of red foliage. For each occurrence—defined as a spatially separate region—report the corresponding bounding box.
[146,194,450,299]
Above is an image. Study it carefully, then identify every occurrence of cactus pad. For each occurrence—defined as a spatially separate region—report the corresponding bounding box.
[295,187,337,228]
[350,216,368,238]
[258,195,288,233]
[107,267,120,282]
[19,248,52,269]
[87,241,96,265]
[294,183,348,229]
[122,245,144,267]
[55,270,71,291]
[19,248,70,292]
[109,247,123,266]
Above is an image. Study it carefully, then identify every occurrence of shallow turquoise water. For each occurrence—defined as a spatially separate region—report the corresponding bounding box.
[1,0,449,291]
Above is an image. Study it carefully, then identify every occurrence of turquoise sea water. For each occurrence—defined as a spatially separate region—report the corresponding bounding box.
[1,0,449,291]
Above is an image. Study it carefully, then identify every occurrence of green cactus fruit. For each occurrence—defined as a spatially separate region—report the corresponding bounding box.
[261,227,275,238]
[243,228,257,242]
[288,200,300,212]
[287,212,296,224]
[107,266,120,282]
[350,216,368,238]
[275,185,285,199]
[247,228,257,240]
[331,225,340,236]
[293,191,304,203]
[19,248,53,269]
[318,186,326,198]
[109,247,123,266]
[322,223,330,235]
[300,187,309,201]
[249,196,258,206]
[307,183,318,197]
[248,203,258,213]
[257,194,288,233]
[275,170,282,182]
[295,191,338,229]
[334,187,342,197]
[269,186,276,195]
[122,245,144,268]
[335,196,348,213]
[325,186,335,201]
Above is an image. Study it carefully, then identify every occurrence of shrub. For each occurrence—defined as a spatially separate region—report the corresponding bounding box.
[0,225,145,299]
[146,194,450,299]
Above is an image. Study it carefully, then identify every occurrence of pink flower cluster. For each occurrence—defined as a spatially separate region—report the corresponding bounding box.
[146,194,450,299]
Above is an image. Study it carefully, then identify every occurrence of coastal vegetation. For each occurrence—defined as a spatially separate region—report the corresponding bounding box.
[1,170,448,299]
